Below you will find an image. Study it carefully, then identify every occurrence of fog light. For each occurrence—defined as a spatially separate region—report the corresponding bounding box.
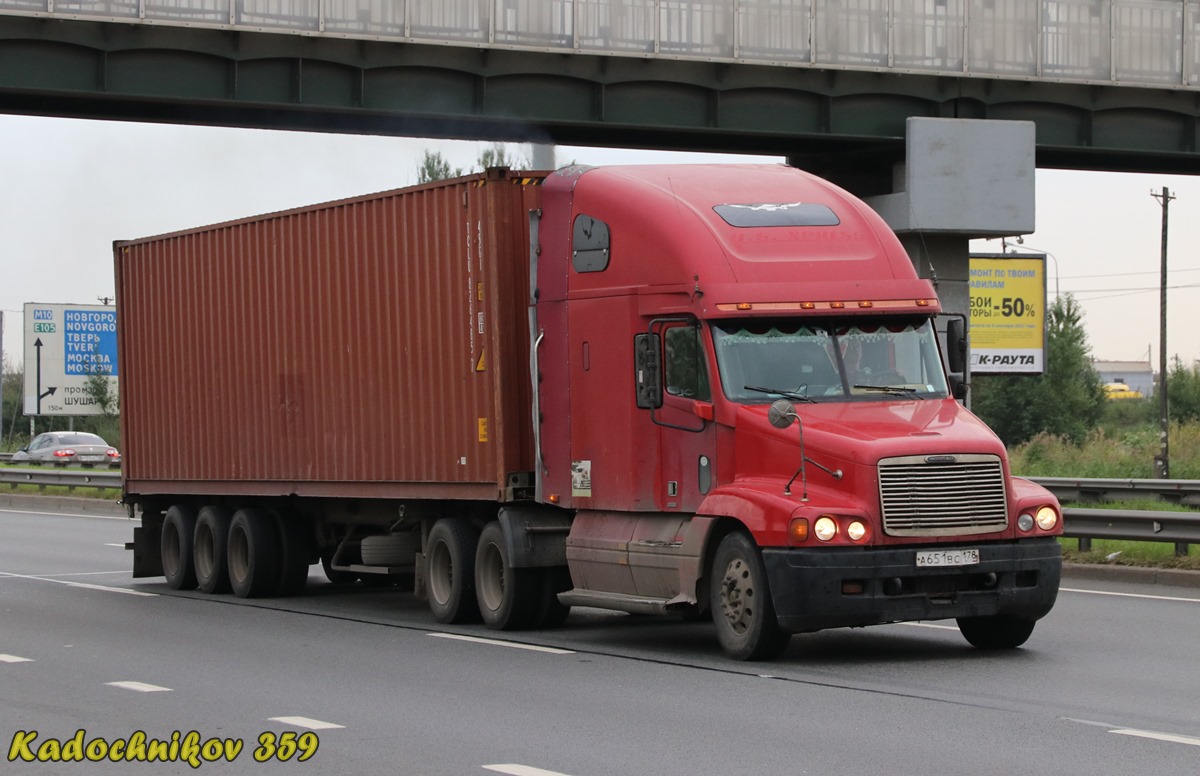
[842,580,865,595]
[1017,513,1034,532]
[847,521,867,542]
[1036,506,1058,531]
[814,517,837,541]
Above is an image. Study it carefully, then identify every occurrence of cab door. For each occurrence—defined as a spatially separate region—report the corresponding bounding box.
[654,320,717,513]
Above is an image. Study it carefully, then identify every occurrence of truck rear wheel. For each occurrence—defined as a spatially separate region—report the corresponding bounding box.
[194,505,232,594]
[475,522,538,630]
[161,505,198,590]
[710,532,791,661]
[228,508,282,599]
[425,518,480,624]
[273,511,311,597]
[956,615,1037,649]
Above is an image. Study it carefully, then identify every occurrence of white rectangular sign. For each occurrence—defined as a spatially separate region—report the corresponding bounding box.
[22,303,120,416]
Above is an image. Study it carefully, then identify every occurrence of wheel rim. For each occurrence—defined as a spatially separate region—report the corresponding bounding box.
[162,521,181,576]
[195,524,213,580]
[718,557,755,635]
[428,540,453,605]
[228,527,249,584]
[477,541,504,613]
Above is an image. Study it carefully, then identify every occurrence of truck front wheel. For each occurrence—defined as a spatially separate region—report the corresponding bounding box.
[161,505,198,591]
[710,532,791,661]
[956,615,1037,649]
[426,518,480,624]
[474,522,538,630]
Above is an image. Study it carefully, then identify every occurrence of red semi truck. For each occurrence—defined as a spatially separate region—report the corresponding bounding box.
[117,164,1062,660]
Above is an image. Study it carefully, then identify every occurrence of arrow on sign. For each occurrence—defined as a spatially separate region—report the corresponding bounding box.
[34,338,57,415]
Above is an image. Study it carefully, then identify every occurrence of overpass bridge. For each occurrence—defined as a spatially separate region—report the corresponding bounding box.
[2,1,1200,177]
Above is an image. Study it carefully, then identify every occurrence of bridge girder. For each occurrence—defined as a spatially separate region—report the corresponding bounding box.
[3,16,1200,175]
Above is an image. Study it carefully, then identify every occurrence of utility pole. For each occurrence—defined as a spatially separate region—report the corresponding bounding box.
[1151,187,1174,479]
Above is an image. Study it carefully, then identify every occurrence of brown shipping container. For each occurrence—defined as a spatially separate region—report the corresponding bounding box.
[115,170,542,502]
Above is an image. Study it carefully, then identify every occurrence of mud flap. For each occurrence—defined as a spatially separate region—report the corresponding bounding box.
[129,514,164,579]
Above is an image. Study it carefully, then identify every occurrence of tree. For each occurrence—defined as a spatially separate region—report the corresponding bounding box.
[476,142,529,171]
[971,294,1106,446]
[416,150,463,184]
[1167,357,1200,423]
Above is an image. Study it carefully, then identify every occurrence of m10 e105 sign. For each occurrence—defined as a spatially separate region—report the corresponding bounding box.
[22,303,119,417]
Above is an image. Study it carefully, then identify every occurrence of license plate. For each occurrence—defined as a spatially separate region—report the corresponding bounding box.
[80,455,102,462]
[915,549,980,568]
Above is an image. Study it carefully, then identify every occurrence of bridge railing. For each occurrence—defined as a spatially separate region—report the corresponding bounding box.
[3,0,1199,90]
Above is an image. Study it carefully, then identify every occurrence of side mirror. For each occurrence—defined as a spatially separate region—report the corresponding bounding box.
[768,399,796,429]
[948,373,968,401]
[946,316,967,375]
[634,333,663,409]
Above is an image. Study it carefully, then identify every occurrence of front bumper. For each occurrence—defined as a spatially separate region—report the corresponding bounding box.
[762,538,1061,633]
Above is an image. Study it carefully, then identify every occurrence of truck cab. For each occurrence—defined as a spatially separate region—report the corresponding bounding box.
[531,164,1061,659]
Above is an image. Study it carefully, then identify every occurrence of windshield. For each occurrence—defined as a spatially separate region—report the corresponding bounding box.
[711,317,949,403]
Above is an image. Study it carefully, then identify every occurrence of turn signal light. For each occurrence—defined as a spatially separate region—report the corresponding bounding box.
[830,301,846,309]
[788,518,809,544]
[858,301,873,308]
[736,303,753,310]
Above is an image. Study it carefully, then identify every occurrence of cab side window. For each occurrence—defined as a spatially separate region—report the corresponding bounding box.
[664,325,711,401]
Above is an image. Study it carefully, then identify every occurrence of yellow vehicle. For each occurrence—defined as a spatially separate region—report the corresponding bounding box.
[1104,382,1144,400]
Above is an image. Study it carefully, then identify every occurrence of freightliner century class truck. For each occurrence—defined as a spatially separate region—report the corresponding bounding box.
[117,164,1062,660]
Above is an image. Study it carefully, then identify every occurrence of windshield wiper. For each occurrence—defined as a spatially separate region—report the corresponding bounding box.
[744,385,816,403]
[852,384,925,399]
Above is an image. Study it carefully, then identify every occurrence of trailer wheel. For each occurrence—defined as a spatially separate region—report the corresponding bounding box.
[710,532,791,661]
[194,506,233,594]
[474,522,538,630]
[425,518,480,624]
[274,511,311,597]
[228,508,282,599]
[956,615,1037,650]
[531,566,572,629]
[161,505,198,591]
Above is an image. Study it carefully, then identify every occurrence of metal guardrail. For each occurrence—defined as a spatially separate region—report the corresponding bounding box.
[0,468,1196,553]
[0,467,121,491]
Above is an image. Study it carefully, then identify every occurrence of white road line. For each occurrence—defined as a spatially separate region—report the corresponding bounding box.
[1110,729,1200,747]
[268,717,345,731]
[0,508,130,521]
[105,543,125,548]
[428,633,575,654]
[1061,587,1200,604]
[35,570,130,578]
[0,571,156,597]
[0,654,34,663]
[107,681,172,693]
[896,621,959,631]
[484,765,576,776]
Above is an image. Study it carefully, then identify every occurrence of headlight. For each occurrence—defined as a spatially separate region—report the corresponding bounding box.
[847,521,867,542]
[814,517,838,541]
[1035,506,1058,531]
[1017,513,1034,532]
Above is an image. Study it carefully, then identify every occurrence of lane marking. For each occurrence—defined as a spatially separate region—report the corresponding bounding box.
[484,765,576,776]
[107,681,171,693]
[1061,587,1200,604]
[268,717,345,731]
[428,633,575,655]
[0,508,130,521]
[0,654,34,663]
[1111,729,1200,747]
[105,543,125,548]
[0,571,156,597]
[897,622,959,631]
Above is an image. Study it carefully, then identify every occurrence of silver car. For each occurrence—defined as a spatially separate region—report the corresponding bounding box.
[12,432,121,466]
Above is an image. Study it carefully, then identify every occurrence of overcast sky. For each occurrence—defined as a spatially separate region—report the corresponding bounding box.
[2,114,1199,373]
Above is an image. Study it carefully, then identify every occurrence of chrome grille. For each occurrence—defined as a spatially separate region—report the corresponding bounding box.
[878,454,1008,537]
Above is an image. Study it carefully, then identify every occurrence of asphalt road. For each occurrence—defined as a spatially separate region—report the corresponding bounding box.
[2,502,1199,775]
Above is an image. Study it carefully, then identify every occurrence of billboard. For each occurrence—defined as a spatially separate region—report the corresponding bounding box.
[22,303,120,416]
[968,254,1046,375]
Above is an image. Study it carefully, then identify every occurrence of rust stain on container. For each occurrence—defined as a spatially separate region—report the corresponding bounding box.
[115,171,543,501]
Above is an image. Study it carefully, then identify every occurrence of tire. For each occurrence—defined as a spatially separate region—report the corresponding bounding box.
[710,532,791,661]
[957,615,1037,650]
[274,511,311,597]
[425,518,480,624]
[193,505,233,594]
[360,533,421,567]
[474,522,539,630]
[227,507,282,599]
[161,505,198,591]
[531,566,573,629]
